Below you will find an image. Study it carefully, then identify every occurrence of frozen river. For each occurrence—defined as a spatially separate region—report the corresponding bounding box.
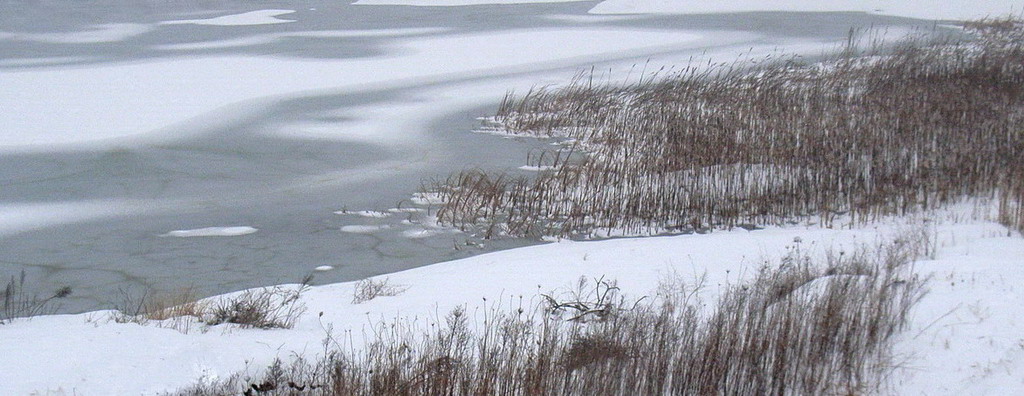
[0,0,939,312]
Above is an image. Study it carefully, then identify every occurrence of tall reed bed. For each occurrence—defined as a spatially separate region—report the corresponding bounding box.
[176,233,927,395]
[429,20,1024,238]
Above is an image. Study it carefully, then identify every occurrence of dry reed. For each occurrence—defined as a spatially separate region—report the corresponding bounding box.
[428,20,1024,239]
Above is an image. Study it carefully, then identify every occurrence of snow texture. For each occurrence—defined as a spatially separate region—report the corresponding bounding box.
[2,217,1021,394]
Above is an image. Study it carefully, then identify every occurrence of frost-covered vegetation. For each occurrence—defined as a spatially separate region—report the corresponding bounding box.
[176,233,927,395]
[112,281,310,332]
[428,19,1024,239]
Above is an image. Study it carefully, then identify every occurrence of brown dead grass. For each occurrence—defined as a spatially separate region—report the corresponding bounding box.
[175,232,928,395]
[428,20,1024,239]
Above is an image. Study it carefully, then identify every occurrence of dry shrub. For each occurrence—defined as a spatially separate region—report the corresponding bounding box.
[173,232,927,395]
[207,286,307,330]
[542,275,625,322]
[351,277,408,304]
[428,19,1024,239]
[147,296,207,321]
[113,287,209,333]
[114,279,310,331]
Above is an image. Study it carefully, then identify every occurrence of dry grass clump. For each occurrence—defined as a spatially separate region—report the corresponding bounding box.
[998,167,1024,233]
[173,232,927,395]
[206,286,308,330]
[113,287,210,333]
[428,20,1024,238]
[1,270,72,324]
[351,277,409,304]
[114,279,310,331]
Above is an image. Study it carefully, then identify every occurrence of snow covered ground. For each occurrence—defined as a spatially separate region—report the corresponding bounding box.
[1,212,1020,394]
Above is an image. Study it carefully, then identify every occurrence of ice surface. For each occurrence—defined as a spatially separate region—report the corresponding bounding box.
[340,224,391,233]
[0,28,712,150]
[0,56,95,67]
[161,226,258,237]
[160,9,297,26]
[354,0,1022,21]
[0,23,153,44]
[335,210,392,218]
[354,0,585,6]
[0,201,142,237]
[153,28,447,51]
[589,0,1023,21]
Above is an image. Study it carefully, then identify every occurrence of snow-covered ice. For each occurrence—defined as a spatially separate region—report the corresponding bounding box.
[589,0,1023,21]
[0,23,153,44]
[352,0,1022,21]
[161,226,258,237]
[0,28,721,150]
[340,224,391,233]
[335,210,392,218]
[153,28,447,51]
[160,10,297,26]
[0,200,143,237]
[354,0,585,6]
[0,56,96,67]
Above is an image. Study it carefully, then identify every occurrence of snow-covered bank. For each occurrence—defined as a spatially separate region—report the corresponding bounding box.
[2,214,1020,394]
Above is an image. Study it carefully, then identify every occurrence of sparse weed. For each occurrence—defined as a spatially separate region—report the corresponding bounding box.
[351,277,408,304]
[206,285,307,330]
[1,270,71,324]
[542,275,629,322]
[112,287,209,333]
[113,276,313,331]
